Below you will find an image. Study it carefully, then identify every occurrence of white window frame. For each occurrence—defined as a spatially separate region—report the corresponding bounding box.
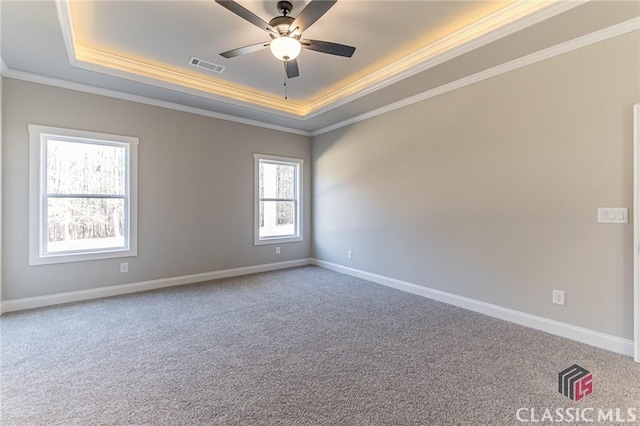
[28,124,138,265]
[254,153,303,245]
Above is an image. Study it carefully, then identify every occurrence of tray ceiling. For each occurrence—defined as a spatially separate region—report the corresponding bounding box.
[2,1,639,132]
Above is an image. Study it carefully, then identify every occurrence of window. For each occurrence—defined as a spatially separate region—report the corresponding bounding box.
[29,125,138,265]
[254,154,303,245]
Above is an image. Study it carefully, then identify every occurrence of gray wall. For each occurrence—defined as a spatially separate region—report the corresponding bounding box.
[2,78,311,300]
[313,32,640,340]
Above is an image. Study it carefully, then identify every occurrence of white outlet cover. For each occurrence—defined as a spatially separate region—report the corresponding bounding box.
[552,290,565,305]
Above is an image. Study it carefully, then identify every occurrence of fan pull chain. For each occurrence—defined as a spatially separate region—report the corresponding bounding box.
[284,75,288,100]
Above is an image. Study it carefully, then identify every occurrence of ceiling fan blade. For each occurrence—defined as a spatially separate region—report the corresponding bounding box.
[220,42,270,59]
[289,0,336,34]
[284,59,300,78]
[215,0,275,33]
[301,39,355,57]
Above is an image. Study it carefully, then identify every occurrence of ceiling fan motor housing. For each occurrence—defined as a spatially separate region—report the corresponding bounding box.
[269,16,297,38]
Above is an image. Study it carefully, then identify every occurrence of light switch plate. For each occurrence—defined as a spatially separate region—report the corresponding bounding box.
[597,208,628,224]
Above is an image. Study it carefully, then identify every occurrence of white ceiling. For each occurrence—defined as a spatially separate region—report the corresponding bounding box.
[2,1,639,134]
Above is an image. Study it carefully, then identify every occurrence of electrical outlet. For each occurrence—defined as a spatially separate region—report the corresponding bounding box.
[275,247,281,255]
[347,250,353,259]
[120,262,128,273]
[552,290,565,306]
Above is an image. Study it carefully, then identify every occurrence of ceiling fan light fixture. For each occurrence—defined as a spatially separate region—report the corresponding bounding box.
[270,36,301,61]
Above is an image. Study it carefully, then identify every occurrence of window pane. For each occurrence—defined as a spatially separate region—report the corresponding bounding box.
[260,162,295,199]
[46,198,125,253]
[47,139,126,195]
[259,200,295,238]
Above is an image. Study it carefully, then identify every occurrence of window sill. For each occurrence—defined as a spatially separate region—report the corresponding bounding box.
[29,248,137,266]
[254,236,303,246]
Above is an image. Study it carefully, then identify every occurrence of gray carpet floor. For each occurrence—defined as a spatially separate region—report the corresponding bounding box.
[1,265,639,425]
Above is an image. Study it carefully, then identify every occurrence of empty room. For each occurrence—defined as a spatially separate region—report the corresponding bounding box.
[1,0,640,424]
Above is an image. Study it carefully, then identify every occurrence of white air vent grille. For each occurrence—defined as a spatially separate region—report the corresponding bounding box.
[188,57,225,74]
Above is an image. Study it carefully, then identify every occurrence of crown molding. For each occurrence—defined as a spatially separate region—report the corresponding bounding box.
[0,66,312,137]
[55,0,585,119]
[54,0,77,66]
[72,46,304,118]
[312,18,640,137]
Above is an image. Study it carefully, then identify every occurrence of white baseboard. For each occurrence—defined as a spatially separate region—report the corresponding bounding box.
[0,258,313,314]
[311,259,634,357]
[3,257,633,357]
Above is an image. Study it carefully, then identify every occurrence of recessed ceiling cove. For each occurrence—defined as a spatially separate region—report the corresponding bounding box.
[56,0,567,118]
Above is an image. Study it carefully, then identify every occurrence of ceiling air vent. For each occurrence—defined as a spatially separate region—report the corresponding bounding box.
[188,57,225,74]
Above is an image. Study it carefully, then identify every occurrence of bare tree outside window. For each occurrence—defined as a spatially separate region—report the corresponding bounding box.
[46,139,127,252]
[257,159,299,240]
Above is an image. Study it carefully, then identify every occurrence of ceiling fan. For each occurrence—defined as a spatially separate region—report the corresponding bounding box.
[215,0,356,78]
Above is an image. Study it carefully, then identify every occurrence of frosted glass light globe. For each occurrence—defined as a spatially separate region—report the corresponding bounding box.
[270,37,301,61]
